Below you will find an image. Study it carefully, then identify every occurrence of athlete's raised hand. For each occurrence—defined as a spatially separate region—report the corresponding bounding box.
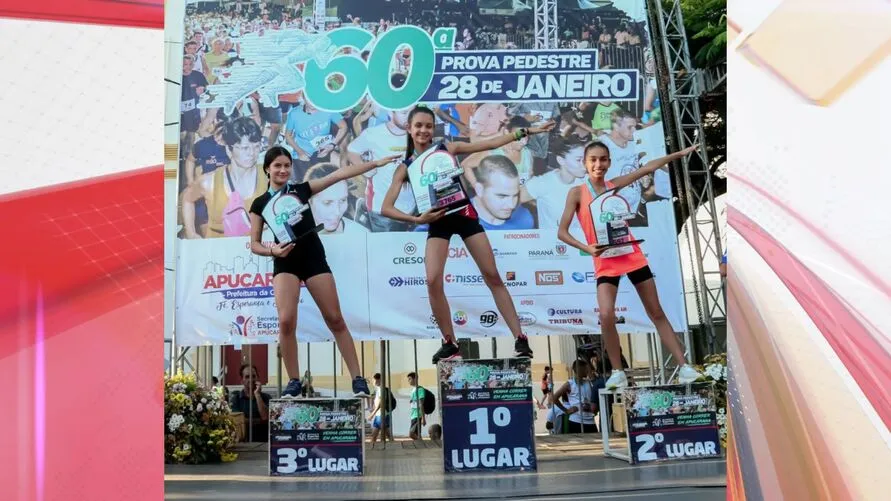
[529,120,557,135]
[375,154,402,167]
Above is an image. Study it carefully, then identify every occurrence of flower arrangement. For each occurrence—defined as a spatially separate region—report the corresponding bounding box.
[694,353,728,448]
[164,371,239,464]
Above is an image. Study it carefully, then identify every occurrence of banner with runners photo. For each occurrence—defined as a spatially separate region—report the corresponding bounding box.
[172,0,687,345]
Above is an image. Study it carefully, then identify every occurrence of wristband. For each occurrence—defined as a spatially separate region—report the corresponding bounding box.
[514,128,529,141]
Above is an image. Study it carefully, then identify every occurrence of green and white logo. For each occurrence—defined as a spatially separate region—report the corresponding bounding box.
[295,405,322,427]
[462,365,492,385]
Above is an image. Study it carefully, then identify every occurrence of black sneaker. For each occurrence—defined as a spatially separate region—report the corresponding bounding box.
[514,335,533,359]
[352,376,371,397]
[282,378,303,398]
[432,341,462,364]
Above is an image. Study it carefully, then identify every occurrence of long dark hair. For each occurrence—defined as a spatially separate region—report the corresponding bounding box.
[404,106,436,162]
[262,146,292,187]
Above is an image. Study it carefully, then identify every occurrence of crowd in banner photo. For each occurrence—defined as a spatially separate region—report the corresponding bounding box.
[174,0,687,346]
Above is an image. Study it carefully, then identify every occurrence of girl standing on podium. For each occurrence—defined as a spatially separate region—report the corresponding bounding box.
[248,146,401,397]
[557,141,703,390]
[381,106,554,364]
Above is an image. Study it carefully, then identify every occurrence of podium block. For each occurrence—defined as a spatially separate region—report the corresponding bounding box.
[600,382,722,464]
[438,358,537,473]
[268,397,365,476]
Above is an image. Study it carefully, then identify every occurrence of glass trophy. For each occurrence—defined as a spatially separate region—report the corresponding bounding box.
[590,191,644,257]
[262,189,322,245]
[410,148,469,214]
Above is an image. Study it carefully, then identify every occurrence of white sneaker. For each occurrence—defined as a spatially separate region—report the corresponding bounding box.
[678,364,703,384]
[604,370,628,391]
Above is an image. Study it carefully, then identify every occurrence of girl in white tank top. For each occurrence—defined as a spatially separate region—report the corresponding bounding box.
[553,360,599,433]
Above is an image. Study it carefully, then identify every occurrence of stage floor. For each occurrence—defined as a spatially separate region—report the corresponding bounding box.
[164,435,727,500]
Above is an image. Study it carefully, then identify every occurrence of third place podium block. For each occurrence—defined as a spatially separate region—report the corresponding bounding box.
[268,397,365,476]
[438,358,537,473]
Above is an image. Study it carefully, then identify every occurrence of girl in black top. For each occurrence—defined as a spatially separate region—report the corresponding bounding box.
[249,146,400,397]
[381,106,554,364]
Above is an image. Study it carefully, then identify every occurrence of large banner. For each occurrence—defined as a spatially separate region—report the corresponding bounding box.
[173,0,685,345]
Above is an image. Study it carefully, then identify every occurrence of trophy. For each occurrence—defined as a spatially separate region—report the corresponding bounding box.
[589,189,644,257]
[410,148,469,214]
[262,188,323,244]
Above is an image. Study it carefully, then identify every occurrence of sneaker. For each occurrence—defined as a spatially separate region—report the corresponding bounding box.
[604,370,628,391]
[352,376,371,398]
[514,335,533,358]
[282,378,302,398]
[678,364,703,384]
[432,341,462,364]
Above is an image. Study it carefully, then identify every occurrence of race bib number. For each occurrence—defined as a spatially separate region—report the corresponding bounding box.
[310,134,335,151]
[181,98,197,113]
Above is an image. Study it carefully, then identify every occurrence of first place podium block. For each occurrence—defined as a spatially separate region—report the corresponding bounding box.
[600,383,723,465]
[438,358,537,473]
[268,397,365,477]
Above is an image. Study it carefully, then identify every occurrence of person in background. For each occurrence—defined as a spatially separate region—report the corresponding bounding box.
[720,251,727,278]
[182,116,266,239]
[367,373,393,448]
[545,390,565,434]
[552,359,597,434]
[408,372,426,440]
[301,369,314,397]
[470,155,534,230]
[229,364,271,441]
[428,423,443,445]
[303,163,367,236]
[283,100,347,183]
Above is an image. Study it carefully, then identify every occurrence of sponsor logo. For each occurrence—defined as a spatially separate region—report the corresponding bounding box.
[528,249,555,258]
[393,256,425,265]
[535,271,564,285]
[572,271,596,283]
[395,245,466,262]
[547,318,584,325]
[528,244,571,259]
[504,232,539,240]
[389,276,427,287]
[427,314,440,331]
[453,310,468,326]
[597,316,627,325]
[548,308,583,316]
[445,273,484,284]
[449,247,469,259]
[517,311,537,326]
[520,298,534,306]
[480,310,498,327]
[503,270,527,288]
[492,248,518,257]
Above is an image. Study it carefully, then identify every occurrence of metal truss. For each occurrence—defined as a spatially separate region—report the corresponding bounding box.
[533,0,558,49]
[648,0,725,356]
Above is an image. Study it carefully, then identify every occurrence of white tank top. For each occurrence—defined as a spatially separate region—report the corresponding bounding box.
[566,379,595,425]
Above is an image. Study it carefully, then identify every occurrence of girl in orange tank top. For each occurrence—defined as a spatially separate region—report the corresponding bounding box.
[557,141,702,390]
